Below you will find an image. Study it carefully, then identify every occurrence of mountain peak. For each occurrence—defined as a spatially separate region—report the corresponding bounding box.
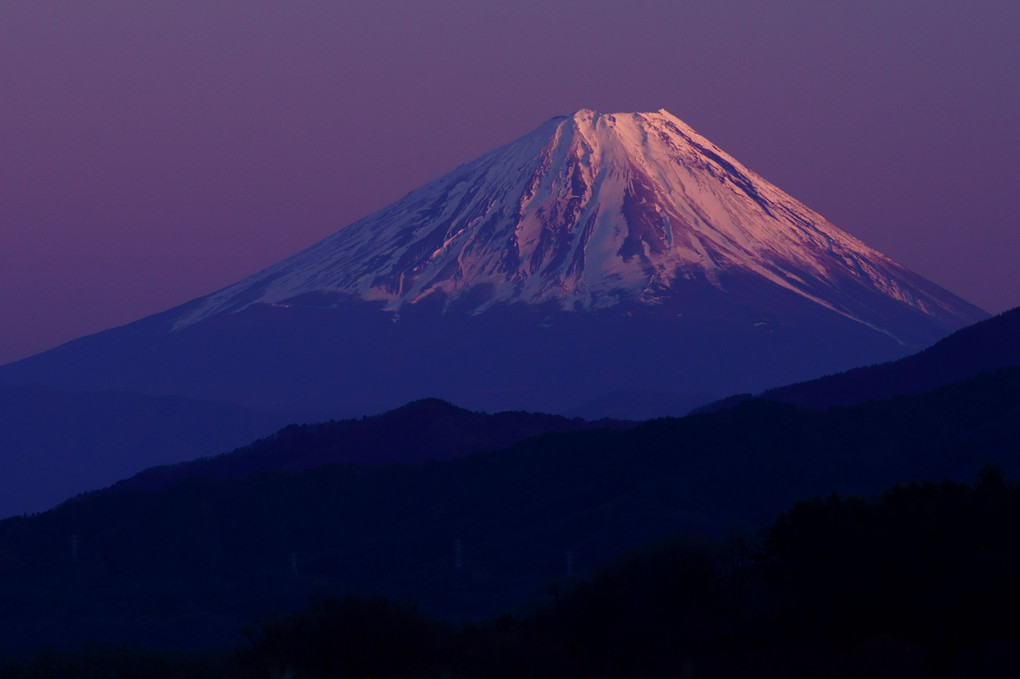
[0,112,989,417]
[174,111,984,338]
[566,108,712,150]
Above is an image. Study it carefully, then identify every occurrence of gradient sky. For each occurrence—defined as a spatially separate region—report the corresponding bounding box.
[1,1,1017,365]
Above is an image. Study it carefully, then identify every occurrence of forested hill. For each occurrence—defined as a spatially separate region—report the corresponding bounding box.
[104,398,633,494]
[0,367,1017,652]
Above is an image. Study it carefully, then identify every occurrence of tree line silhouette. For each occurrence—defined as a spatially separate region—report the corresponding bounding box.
[0,365,1017,672]
[3,467,1019,677]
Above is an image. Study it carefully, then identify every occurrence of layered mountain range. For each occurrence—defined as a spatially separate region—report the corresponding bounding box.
[3,336,1018,651]
[0,110,986,420]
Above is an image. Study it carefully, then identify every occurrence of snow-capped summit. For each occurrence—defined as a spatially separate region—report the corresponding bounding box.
[176,109,983,338]
[0,110,988,417]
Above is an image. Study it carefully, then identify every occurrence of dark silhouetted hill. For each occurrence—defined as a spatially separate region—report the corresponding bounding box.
[0,367,1017,652]
[233,468,1020,679]
[5,467,1020,676]
[106,398,633,494]
[761,306,1020,409]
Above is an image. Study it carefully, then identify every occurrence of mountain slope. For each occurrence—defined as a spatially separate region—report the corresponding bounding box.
[0,110,986,417]
[762,305,1020,408]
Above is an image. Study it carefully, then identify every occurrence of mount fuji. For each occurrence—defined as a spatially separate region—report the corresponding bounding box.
[0,110,987,418]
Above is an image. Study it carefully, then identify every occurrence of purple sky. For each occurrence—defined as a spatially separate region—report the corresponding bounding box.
[2,1,1017,365]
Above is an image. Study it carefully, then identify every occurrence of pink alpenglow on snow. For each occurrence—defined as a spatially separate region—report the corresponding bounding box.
[177,110,984,339]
